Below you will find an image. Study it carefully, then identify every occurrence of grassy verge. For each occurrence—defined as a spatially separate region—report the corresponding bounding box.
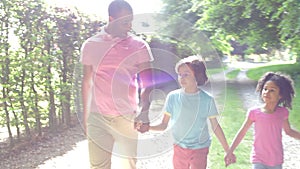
[208,85,252,169]
[247,63,300,130]
[207,67,226,76]
[226,69,240,79]
[247,63,300,81]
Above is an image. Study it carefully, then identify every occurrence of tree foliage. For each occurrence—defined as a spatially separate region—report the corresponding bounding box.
[160,0,300,61]
[0,0,104,147]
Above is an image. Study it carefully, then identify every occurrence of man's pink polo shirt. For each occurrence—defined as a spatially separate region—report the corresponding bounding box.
[248,106,289,166]
[80,28,153,115]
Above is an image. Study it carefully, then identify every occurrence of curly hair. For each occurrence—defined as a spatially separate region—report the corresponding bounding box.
[175,56,208,86]
[256,72,295,109]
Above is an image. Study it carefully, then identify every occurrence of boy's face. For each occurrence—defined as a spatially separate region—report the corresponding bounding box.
[109,9,133,38]
[261,80,282,104]
[177,64,197,89]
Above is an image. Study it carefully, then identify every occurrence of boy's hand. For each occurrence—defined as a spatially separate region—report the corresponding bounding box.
[134,113,150,133]
[224,152,236,167]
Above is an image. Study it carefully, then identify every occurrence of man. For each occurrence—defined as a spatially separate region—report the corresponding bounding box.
[80,0,153,168]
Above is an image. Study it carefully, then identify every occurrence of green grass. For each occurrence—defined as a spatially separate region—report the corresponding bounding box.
[247,63,300,130]
[226,69,240,79]
[208,85,252,169]
[247,63,300,81]
[207,67,226,76]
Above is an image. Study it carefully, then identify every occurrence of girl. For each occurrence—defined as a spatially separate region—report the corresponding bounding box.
[145,56,233,169]
[225,72,300,169]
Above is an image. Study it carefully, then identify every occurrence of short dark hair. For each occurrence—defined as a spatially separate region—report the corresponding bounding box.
[256,72,295,109]
[175,56,208,86]
[108,0,133,18]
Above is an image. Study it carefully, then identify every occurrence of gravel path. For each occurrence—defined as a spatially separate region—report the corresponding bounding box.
[1,67,299,169]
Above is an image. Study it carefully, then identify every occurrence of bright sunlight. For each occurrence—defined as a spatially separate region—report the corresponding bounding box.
[45,0,163,19]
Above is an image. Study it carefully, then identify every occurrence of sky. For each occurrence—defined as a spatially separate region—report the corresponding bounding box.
[45,0,163,20]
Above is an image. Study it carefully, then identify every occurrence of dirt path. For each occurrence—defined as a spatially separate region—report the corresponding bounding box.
[1,68,299,169]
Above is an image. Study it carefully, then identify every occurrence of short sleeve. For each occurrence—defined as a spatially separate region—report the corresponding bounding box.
[208,98,219,117]
[163,93,173,116]
[247,109,256,121]
[80,41,93,66]
[136,42,154,65]
[282,107,289,120]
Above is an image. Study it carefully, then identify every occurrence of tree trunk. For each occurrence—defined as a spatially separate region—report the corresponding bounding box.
[62,52,71,127]
[31,72,42,136]
[10,98,21,140]
[20,69,31,139]
[3,88,14,147]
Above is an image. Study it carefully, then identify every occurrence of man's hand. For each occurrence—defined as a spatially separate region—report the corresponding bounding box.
[134,113,150,133]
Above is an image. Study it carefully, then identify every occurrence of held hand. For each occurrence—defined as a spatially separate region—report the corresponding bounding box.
[224,152,236,167]
[135,121,150,133]
[134,113,150,133]
[134,120,143,130]
[134,119,150,133]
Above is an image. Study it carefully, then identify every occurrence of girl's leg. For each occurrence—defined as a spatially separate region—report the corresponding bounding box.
[253,163,266,169]
[253,163,282,169]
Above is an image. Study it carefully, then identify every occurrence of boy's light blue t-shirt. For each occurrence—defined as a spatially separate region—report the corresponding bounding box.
[164,88,219,149]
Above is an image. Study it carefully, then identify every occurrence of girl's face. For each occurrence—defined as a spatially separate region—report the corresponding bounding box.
[177,64,197,92]
[261,81,282,105]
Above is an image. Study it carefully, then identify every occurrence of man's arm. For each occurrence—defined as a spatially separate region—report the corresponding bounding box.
[134,61,154,133]
[82,65,93,135]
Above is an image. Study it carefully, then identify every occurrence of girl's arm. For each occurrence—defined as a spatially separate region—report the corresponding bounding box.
[226,117,253,154]
[209,117,230,152]
[149,113,170,131]
[283,119,300,140]
[224,117,253,166]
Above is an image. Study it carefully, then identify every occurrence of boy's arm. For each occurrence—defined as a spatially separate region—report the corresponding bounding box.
[209,117,230,152]
[149,113,171,131]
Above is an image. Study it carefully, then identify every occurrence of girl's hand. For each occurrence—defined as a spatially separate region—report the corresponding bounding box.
[224,152,236,167]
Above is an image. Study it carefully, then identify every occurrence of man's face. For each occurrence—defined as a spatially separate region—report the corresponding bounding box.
[110,9,133,38]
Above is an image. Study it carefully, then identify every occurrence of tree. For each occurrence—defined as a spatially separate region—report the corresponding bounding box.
[160,0,300,61]
[0,0,104,145]
[198,0,299,60]
[0,0,16,147]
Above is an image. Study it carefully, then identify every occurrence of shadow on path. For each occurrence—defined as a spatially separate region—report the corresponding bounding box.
[0,124,86,169]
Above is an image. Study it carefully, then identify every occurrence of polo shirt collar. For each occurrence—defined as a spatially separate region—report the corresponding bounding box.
[100,26,130,42]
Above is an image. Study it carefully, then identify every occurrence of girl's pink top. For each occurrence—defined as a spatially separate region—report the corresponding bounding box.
[248,106,289,166]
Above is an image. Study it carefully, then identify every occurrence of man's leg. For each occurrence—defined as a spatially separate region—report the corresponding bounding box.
[87,113,114,169]
[110,114,138,169]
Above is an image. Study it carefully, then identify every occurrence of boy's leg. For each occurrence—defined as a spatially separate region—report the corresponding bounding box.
[173,144,190,169]
[190,147,209,169]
